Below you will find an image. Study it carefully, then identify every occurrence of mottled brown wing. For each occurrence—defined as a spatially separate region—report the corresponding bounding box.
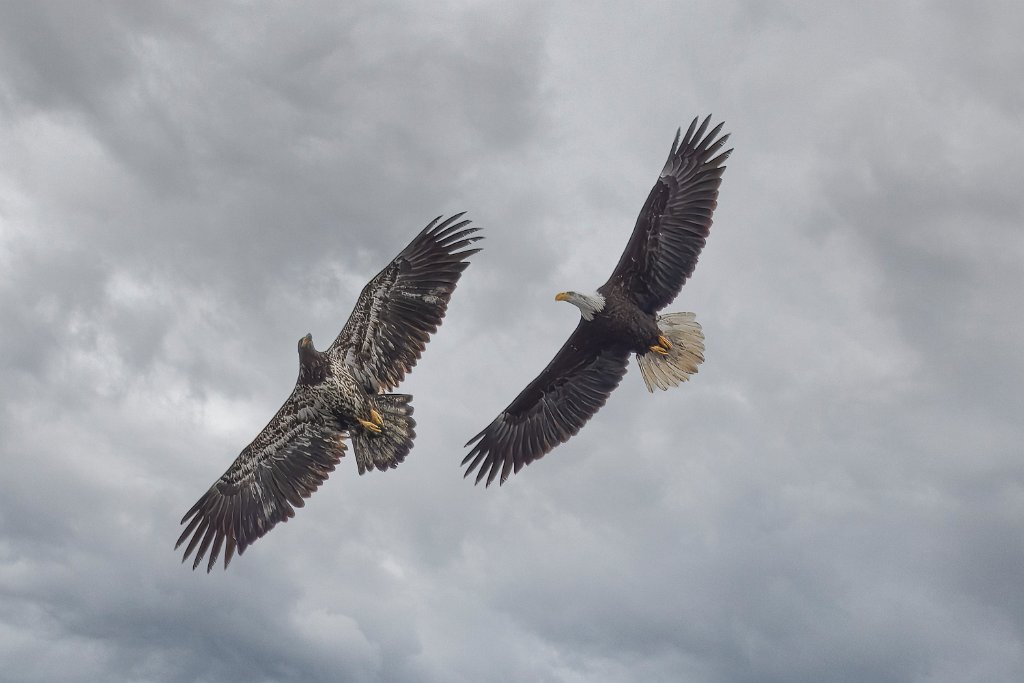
[603,117,731,313]
[176,388,347,572]
[462,322,631,486]
[328,214,482,392]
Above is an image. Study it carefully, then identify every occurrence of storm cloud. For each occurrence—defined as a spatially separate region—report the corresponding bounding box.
[1,2,1022,682]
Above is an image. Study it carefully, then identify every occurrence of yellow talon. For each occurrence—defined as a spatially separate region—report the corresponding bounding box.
[649,344,669,356]
[358,418,382,434]
[658,334,672,350]
[370,408,384,426]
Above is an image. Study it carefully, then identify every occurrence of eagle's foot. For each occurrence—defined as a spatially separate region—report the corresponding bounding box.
[358,418,383,434]
[649,344,670,356]
[657,334,673,350]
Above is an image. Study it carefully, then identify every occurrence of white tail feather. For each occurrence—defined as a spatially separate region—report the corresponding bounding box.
[636,312,705,392]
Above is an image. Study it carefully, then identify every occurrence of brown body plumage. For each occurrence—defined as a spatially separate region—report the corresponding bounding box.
[178,215,481,570]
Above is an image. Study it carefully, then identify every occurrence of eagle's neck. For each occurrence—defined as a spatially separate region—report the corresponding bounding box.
[572,291,606,321]
[298,347,329,385]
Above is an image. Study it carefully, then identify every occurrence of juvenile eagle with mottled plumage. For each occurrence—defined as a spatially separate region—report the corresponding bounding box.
[177,214,481,571]
[463,117,731,486]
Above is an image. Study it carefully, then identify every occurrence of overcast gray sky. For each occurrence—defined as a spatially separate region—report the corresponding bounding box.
[1,1,1022,681]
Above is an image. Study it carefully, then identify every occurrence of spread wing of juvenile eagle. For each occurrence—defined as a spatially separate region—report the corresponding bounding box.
[176,393,348,572]
[463,117,730,486]
[177,214,481,571]
[330,213,482,392]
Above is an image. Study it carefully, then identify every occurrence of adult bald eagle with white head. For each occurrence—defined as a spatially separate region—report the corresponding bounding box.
[463,116,731,486]
[178,214,481,570]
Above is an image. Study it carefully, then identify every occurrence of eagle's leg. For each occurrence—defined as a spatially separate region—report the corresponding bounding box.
[648,345,669,356]
[358,417,382,434]
[649,333,673,356]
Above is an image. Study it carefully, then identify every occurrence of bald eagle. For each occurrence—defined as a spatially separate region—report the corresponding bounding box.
[463,117,730,486]
[177,214,481,570]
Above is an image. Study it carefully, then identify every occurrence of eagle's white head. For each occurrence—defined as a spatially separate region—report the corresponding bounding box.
[555,291,606,321]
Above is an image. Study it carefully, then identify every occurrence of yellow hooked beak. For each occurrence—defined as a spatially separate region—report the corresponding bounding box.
[555,292,570,302]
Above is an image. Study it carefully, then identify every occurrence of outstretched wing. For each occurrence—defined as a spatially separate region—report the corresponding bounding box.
[176,389,347,572]
[602,117,731,313]
[328,214,482,392]
[462,323,631,486]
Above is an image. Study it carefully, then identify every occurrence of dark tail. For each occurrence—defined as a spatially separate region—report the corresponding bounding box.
[351,394,416,475]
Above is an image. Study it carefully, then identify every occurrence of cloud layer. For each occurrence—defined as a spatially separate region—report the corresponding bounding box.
[1,2,1022,681]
